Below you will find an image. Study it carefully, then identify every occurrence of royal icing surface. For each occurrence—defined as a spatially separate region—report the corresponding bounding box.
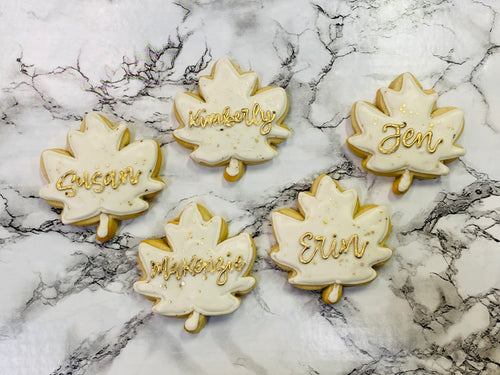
[40,112,164,239]
[348,73,465,192]
[134,202,256,333]
[173,58,289,180]
[271,175,392,303]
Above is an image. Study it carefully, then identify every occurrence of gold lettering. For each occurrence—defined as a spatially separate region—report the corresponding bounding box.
[299,232,315,264]
[378,123,406,154]
[185,103,276,135]
[379,122,443,154]
[162,257,169,280]
[216,259,233,286]
[205,256,214,273]
[75,172,92,189]
[165,260,179,280]
[222,107,234,126]
[406,131,424,148]
[193,258,204,273]
[233,110,241,123]
[260,110,276,135]
[214,257,224,273]
[403,130,443,153]
[104,170,117,188]
[324,234,338,259]
[314,236,326,259]
[119,167,141,185]
[56,166,142,197]
[150,260,163,278]
[149,254,247,286]
[427,133,443,153]
[103,171,113,186]
[188,109,205,127]
[249,103,260,125]
[402,128,415,147]
[241,108,250,124]
[91,172,104,193]
[182,256,196,277]
[56,170,77,197]
[298,232,368,263]
[339,234,369,258]
[234,255,246,271]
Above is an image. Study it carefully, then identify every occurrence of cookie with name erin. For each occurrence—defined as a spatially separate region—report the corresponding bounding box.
[347,73,466,194]
[173,57,290,181]
[134,202,256,333]
[40,112,165,241]
[271,174,392,304]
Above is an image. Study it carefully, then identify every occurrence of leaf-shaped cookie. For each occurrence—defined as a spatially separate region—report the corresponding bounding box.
[134,202,256,333]
[347,73,466,194]
[40,112,165,241]
[271,175,392,304]
[173,57,290,181]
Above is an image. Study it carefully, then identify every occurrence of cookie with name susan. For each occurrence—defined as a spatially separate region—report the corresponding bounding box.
[173,57,290,181]
[347,73,466,194]
[40,112,165,241]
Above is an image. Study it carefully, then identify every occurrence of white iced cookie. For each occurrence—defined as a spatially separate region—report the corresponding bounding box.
[173,57,290,181]
[271,175,392,304]
[134,202,256,333]
[347,73,466,194]
[40,112,165,241]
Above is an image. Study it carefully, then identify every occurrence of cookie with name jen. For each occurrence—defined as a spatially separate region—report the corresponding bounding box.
[347,73,466,194]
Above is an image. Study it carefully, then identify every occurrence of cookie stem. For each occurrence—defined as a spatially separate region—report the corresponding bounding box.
[225,157,240,177]
[184,311,200,332]
[323,283,343,304]
[396,170,412,193]
[97,213,109,240]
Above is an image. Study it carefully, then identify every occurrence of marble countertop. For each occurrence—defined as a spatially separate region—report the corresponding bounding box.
[1,1,499,374]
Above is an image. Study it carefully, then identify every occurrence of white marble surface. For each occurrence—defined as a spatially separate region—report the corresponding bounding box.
[0,1,499,374]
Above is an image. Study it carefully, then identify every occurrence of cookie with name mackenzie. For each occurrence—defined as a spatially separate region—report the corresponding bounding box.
[134,202,256,333]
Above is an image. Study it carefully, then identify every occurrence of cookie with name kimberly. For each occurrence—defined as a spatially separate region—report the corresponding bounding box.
[134,202,256,333]
[347,73,466,194]
[40,112,165,241]
[173,57,290,181]
[271,174,392,304]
